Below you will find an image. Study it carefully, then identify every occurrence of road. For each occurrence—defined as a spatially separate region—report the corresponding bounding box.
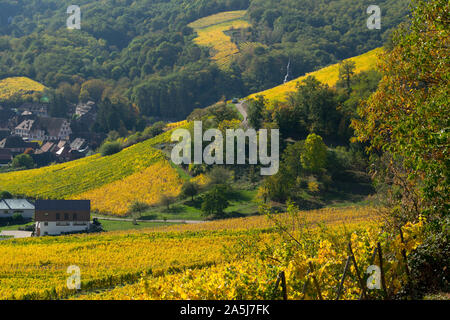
[93,216,205,224]
[0,230,33,239]
[235,100,248,126]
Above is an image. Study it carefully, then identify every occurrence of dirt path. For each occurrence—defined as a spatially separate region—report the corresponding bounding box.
[0,230,32,238]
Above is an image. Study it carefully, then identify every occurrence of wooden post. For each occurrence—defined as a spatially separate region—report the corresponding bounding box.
[336,255,351,300]
[377,242,388,299]
[399,227,411,280]
[280,271,287,300]
[348,242,367,299]
[308,262,323,300]
[274,271,287,300]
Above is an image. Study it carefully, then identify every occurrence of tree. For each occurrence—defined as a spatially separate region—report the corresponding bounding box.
[12,154,34,169]
[352,0,448,225]
[339,60,356,92]
[207,167,233,186]
[0,191,12,199]
[160,194,175,210]
[301,134,327,173]
[128,201,150,225]
[248,95,265,130]
[201,184,229,217]
[99,141,122,156]
[181,181,199,201]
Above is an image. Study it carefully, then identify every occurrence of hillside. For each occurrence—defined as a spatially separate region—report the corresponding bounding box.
[0,0,409,119]
[0,125,190,214]
[0,77,46,101]
[247,47,383,102]
[188,10,252,68]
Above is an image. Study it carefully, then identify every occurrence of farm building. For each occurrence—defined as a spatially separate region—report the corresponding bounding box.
[0,199,35,219]
[34,200,91,236]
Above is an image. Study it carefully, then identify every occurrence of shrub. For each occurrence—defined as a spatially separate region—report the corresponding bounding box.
[12,213,23,221]
[181,181,199,201]
[0,191,12,199]
[12,154,34,169]
[99,141,122,156]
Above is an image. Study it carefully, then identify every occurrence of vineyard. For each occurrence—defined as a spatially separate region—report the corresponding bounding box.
[0,77,46,101]
[0,206,425,300]
[0,125,189,215]
[247,47,384,102]
[188,11,251,68]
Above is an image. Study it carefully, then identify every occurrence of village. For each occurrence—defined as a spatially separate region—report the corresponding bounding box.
[0,100,99,169]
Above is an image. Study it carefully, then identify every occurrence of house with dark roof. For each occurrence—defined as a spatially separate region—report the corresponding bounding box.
[34,200,91,236]
[0,199,35,219]
[0,135,39,156]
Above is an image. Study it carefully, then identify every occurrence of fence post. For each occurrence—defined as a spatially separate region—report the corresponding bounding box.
[336,256,351,300]
[348,242,367,299]
[280,271,287,300]
[308,262,323,300]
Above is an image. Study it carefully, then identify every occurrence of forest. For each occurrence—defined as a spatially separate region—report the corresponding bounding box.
[0,0,409,121]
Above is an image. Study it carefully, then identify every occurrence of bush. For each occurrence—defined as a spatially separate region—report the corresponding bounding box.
[12,213,23,221]
[408,231,450,298]
[11,154,34,169]
[99,141,122,156]
[0,191,12,199]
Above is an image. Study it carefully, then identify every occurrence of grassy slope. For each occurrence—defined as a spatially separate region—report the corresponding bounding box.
[0,77,46,100]
[247,47,383,102]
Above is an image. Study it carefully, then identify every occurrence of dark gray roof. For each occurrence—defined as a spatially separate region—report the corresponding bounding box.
[35,200,90,211]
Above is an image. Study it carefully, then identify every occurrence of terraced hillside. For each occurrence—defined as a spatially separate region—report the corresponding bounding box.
[188,10,251,68]
[247,47,383,102]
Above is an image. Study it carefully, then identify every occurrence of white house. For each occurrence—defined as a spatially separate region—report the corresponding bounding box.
[0,199,35,219]
[34,200,91,236]
[14,117,72,141]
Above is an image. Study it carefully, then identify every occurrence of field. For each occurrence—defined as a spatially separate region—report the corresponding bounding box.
[0,206,424,300]
[0,77,46,101]
[247,47,384,102]
[0,126,188,215]
[188,11,251,68]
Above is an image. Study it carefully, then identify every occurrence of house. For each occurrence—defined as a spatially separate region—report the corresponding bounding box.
[0,135,39,156]
[34,200,91,236]
[14,117,72,141]
[0,149,12,166]
[0,199,35,219]
[18,103,49,117]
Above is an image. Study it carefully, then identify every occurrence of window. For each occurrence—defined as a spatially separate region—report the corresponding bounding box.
[44,222,48,226]
[64,213,69,220]
[73,213,77,220]
[3,210,8,214]
[44,232,48,235]
[56,213,60,220]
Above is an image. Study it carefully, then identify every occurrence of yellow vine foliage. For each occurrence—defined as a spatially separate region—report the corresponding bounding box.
[0,77,46,100]
[74,160,184,215]
[188,11,251,68]
[247,47,384,102]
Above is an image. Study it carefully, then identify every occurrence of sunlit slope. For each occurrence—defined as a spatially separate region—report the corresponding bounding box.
[0,206,377,300]
[0,127,183,202]
[188,10,251,68]
[247,47,384,102]
[0,77,46,100]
